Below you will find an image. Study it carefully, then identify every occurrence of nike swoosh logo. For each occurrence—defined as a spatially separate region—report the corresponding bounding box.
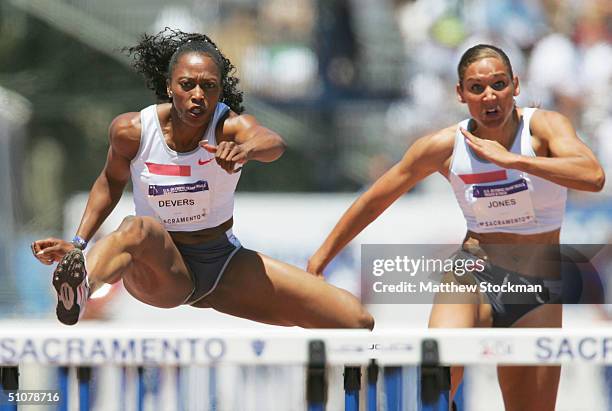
[198,158,214,166]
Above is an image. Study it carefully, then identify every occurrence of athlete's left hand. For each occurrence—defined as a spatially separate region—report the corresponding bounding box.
[306,253,327,279]
[460,127,518,168]
[31,238,75,265]
[200,140,248,174]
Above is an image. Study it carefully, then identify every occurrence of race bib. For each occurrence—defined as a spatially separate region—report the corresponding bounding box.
[148,180,210,227]
[471,178,536,228]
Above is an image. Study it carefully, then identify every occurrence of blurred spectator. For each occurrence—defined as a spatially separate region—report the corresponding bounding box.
[315,0,358,99]
[594,117,612,193]
[152,5,205,34]
[527,32,582,121]
[473,0,549,49]
[241,0,320,100]
[528,2,611,128]
[574,5,612,136]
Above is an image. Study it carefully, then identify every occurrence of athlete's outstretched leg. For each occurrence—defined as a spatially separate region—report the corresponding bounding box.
[497,304,562,411]
[428,298,492,408]
[194,249,374,329]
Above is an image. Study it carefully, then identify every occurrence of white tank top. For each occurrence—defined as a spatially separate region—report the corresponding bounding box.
[448,108,567,234]
[130,103,241,232]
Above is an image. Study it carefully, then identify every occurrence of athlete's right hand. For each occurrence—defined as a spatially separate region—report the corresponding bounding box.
[200,140,248,174]
[31,238,76,265]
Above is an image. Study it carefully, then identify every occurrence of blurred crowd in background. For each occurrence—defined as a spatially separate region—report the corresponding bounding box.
[0,0,610,316]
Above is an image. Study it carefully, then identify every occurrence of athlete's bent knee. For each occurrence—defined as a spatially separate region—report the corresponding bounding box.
[115,216,150,249]
[346,304,374,330]
[340,292,374,329]
[358,309,375,330]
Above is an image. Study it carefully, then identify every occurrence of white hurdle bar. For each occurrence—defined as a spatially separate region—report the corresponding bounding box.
[1,326,612,410]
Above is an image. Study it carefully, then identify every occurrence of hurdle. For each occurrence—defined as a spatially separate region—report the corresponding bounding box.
[1,324,612,410]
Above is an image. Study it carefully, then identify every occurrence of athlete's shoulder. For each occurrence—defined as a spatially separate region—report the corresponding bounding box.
[219,110,262,144]
[110,112,141,139]
[221,110,257,133]
[412,125,456,157]
[109,111,142,159]
[427,125,457,146]
[528,108,574,139]
[530,108,571,126]
[398,125,456,176]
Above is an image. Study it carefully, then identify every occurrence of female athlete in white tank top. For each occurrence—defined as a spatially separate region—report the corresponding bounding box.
[32,28,374,331]
[309,44,604,411]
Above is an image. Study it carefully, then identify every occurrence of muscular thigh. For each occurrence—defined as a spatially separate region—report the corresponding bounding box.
[201,248,370,328]
[121,216,193,308]
[429,272,493,328]
[429,299,493,329]
[497,364,560,411]
[200,248,281,324]
[496,304,562,411]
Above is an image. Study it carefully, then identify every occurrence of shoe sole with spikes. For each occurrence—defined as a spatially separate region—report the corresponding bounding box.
[52,249,87,325]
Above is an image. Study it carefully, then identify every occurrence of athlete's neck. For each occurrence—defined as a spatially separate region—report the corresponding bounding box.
[474,108,520,150]
[164,105,210,152]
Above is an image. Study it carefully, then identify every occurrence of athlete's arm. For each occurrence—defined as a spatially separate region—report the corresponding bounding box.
[200,112,286,174]
[307,128,455,276]
[76,113,141,239]
[462,110,605,192]
[518,110,604,191]
[32,112,140,264]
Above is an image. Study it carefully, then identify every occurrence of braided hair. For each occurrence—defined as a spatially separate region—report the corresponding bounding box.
[125,27,244,114]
